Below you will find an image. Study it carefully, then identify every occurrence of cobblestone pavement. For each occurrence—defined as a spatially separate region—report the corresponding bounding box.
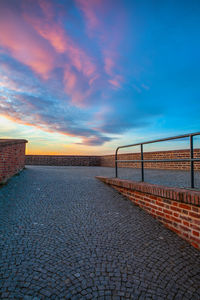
[0,166,200,300]
[114,168,200,190]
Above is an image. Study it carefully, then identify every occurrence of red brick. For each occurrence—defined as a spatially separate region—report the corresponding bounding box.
[179,203,191,210]
[192,206,200,213]
[163,209,173,215]
[191,242,199,249]
[192,230,199,237]
[170,206,181,213]
[189,212,200,219]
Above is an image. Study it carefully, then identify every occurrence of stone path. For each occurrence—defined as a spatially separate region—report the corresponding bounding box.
[0,166,200,299]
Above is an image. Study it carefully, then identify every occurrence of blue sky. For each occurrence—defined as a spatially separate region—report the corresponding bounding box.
[0,0,199,154]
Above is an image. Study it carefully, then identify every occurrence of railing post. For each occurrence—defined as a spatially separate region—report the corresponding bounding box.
[141,144,144,182]
[190,135,194,188]
[115,148,118,178]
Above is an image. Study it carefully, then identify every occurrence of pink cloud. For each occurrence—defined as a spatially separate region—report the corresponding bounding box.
[38,0,54,20]
[23,0,97,79]
[0,6,56,79]
[0,0,98,101]
[89,74,99,86]
[76,0,125,88]
[108,75,123,89]
[67,43,96,78]
[104,50,124,89]
[0,0,125,109]
[64,67,77,92]
[34,22,67,54]
[108,79,121,88]
[22,10,67,54]
[63,66,98,107]
[63,66,87,107]
[21,0,98,106]
[75,0,102,32]
[104,57,114,76]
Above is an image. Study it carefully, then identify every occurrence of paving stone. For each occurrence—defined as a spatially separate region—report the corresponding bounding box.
[0,166,199,299]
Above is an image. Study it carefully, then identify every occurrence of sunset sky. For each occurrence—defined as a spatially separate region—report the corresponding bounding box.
[0,0,199,155]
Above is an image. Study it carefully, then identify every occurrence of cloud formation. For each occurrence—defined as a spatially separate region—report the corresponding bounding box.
[2,0,198,151]
[0,0,161,147]
[75,0,125,89]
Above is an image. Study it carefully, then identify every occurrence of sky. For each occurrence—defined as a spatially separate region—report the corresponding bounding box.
[0,0,199,155]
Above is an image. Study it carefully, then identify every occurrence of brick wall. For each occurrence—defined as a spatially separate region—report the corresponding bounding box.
[26,149,200,170]
[26,155,101,166]
[0,139,28,184]
[100,149,200,170]
[97,176,200,250]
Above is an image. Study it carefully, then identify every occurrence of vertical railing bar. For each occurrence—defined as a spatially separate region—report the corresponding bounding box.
[190,135,194,188]
[141,144,144,182]
[115,148,118,178]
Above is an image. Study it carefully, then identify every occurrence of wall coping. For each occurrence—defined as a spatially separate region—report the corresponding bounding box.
[0,139,28,147]
[102,148,200,157]
[96,176,200,206]
[26,154,99,157]
[26,148,200,158]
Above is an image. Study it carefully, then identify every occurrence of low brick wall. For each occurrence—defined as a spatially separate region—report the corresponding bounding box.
[26,149,200,170]
[97,176,200,250]
[26,155,101,166]
[0,139,28,184]
[100,149,200,170]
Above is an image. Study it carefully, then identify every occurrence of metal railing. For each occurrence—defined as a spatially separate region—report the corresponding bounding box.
[115,132,200,188]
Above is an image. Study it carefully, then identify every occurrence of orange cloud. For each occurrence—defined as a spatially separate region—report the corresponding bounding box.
[0,113,76,138]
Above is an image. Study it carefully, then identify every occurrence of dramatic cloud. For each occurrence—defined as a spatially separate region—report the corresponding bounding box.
[1,0,199,153]
[0,91,110,145]
[75,0,126,88]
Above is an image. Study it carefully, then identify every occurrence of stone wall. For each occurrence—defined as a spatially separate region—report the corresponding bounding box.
[0,139,27,184]
[97,176,200,250]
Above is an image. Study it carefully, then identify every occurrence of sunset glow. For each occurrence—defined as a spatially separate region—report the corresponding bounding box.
[0,0,199,154]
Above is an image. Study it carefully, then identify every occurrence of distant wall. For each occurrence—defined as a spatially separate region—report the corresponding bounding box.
[25,155,101,166]
[0,139,27,184]
[26,149,200,170]
[100,149,200,170]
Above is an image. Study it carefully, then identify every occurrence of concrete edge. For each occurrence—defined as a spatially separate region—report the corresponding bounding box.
[0,139,28,147]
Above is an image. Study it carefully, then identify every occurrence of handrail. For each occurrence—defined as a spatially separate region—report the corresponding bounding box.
[115,132,200,188]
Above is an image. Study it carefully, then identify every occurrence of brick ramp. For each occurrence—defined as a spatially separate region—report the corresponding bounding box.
[96,176,200,250]
[0,166,200,299]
